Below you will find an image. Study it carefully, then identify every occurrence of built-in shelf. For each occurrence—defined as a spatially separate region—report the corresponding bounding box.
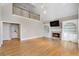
[13,3,40,20]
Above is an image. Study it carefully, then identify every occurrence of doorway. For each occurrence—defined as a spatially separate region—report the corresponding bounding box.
[3,22,20,40]
[10,23,20,40]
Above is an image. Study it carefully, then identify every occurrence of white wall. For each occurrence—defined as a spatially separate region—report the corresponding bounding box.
[0,4,2,47]
[3,23,11,40]
[0,21,3,47]
[43,23,50,37]
[21,19,44,40]
[78,7,79,44]
[1,3,44,41]
[1,16,44,41]
[0,5,1,20]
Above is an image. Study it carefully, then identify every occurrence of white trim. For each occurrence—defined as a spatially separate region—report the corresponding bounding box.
[0,41,3,47]
[21,36,44,41]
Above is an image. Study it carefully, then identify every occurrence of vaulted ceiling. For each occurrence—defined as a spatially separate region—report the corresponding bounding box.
[0,3,79,22]
[32,3,79,22]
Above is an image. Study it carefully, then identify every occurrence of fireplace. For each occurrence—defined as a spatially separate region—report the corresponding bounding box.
[52,33,60,39]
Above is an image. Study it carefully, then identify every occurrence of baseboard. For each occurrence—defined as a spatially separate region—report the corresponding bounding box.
[3,38,11,40]
[21,36,44,41]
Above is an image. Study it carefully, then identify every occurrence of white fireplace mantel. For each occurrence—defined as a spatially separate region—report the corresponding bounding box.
[48,26,61,38]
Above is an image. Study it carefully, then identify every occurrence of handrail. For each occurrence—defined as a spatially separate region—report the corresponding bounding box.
[13,4,40,20]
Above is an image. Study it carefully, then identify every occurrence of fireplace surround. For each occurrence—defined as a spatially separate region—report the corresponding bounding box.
[52,33,60,39]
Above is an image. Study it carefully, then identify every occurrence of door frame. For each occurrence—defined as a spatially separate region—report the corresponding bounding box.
[10,23,20,40]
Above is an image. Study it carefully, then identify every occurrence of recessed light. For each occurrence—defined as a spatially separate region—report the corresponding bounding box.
[41,4,45,9]
[41,5,44,8]
[43,10,47,14]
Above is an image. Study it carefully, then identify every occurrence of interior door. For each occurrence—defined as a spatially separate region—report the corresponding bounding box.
[10,24,20,39]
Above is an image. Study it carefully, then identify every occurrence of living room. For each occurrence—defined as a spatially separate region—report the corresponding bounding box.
[0,3,79,56]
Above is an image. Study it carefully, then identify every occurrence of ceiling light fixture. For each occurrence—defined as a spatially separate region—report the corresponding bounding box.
[43,10,47,14]
[41,3,45,9]
[41,5,44,8]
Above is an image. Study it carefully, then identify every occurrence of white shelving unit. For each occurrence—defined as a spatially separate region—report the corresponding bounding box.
[62,19,78,43]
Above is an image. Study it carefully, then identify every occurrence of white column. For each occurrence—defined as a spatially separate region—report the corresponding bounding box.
[78,8,79,44]
[0,21,3,47]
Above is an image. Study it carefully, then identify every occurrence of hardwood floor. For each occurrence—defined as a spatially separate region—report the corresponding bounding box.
[0,37,79,56]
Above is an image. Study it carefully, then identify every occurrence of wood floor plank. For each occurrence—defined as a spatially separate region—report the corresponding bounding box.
[0,38,79,56]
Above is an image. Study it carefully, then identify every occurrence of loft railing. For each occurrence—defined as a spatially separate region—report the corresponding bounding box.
[13,4,40,20]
